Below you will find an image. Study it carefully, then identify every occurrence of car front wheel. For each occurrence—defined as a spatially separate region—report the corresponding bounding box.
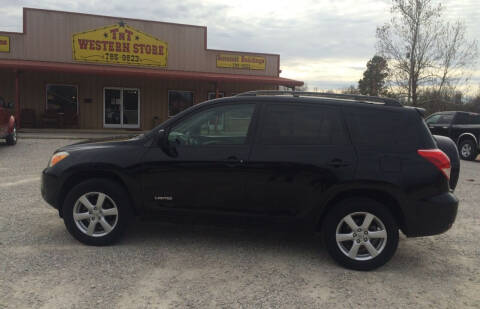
[63,179,133,246]
[322,198,399,270]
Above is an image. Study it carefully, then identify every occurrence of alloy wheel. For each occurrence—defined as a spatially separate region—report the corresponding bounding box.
[73,192,119,237]
[335,212,387,261]
[461,143,472,158]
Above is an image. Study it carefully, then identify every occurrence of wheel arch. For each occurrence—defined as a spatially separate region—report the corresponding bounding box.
[316,188,406,233]
[57,170,139,217]
[457,133,478,149]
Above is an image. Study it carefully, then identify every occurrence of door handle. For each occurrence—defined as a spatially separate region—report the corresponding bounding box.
[327,159,350,168]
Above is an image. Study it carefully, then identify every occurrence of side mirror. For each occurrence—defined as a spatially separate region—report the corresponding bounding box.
[158,129,177,157]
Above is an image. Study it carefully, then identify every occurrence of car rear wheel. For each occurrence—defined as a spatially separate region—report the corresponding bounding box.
[63,179,132,246]
[322,198,399,270]
[6,124,17,145]
[459,139,478,161]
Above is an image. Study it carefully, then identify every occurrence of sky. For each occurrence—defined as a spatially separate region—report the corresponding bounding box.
[1,0,479,92]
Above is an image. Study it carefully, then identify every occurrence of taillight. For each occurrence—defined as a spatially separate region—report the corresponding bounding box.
[418,149,451,180]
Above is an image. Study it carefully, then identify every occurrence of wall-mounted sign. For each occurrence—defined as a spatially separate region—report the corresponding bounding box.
[0,36,10,53]
[72,23,168,67]
[216,54,265,70]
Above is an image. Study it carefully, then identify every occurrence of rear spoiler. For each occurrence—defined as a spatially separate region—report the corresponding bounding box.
[414,107,426,117]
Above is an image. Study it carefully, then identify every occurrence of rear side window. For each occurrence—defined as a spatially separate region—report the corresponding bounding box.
[346,108,418,151]
[455,113,480,125]
[259,104,348,145]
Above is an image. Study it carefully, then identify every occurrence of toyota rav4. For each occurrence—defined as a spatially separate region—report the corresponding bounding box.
[41,91,459,270]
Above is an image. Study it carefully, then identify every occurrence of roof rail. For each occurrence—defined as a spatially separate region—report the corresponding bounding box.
[235,90,402,106]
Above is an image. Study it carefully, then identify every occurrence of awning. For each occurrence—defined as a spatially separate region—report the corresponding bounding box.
[0,59,303,87]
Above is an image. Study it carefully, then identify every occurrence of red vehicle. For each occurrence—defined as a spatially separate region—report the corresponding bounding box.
[0,96,17,145]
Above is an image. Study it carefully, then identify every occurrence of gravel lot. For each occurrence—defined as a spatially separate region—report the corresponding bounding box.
[1,138,479,308]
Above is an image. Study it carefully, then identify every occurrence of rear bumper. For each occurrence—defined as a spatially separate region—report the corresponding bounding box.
[41,169,61,210]
[403,192,458,237]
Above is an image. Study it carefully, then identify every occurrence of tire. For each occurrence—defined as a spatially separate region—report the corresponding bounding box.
[322,198,399,271]
[458,139,478,161]
[62,178,133,246]
[5,124,17,145]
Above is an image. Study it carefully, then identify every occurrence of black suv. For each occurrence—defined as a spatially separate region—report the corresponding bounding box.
[426,111,480,161]
[42,91,459,270]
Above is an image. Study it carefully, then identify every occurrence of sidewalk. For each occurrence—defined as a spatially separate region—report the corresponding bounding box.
[18,128,147,140]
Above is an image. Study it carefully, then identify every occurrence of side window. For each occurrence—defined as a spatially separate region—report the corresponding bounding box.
[472,115,480,125]
[259,104,348,145]
[168,104,255,146]
[346,108,416,151]
[455,113,480,125]
[437,114,454,125]
[454,113,470,125]
[426,114,441,125]
[0,97,5,108]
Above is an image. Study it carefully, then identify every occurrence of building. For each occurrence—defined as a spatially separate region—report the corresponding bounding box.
[0,8,303,130]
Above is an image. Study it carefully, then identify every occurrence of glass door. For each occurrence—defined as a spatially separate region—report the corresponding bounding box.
[104,88,140,128]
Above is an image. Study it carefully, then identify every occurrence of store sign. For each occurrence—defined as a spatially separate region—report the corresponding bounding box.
[72,23,168,67]
[0,36,10,53]
[216,54,265,70]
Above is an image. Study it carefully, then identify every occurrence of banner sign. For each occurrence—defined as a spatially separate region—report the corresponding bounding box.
[216,54,266,70]
[72,23,168,67]
[0,36,10,53]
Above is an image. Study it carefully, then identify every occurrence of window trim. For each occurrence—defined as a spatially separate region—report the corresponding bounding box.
[166,101,259,147]
[45,84,79,114]
[168,90,195,118]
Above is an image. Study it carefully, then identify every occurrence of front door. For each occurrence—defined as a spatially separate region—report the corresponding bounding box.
[425,112,454,137]
[104,88,140,128]
[141,102,258,212]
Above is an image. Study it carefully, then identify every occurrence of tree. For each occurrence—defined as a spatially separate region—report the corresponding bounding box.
[358,56,389,96]
[376,0,478,106]
[433,21,478,95]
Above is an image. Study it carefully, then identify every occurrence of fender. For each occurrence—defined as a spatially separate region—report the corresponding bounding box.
[457,132,478,148]
[57,163,144,215]
[303,181,407,227]
[8,115,15,133]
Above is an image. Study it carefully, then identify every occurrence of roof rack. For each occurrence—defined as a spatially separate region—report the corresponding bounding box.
[235,90,402,106]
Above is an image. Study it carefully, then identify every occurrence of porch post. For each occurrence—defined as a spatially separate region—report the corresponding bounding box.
[15,70,20,128]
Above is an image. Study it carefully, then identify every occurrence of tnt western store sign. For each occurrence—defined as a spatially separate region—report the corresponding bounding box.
[73,23,168,66]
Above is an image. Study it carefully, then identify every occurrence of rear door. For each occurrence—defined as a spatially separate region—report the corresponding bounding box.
[244,102,356,216]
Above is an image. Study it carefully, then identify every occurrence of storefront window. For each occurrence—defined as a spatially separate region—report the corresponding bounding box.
[46,85,78,114]
[168,90,194,117]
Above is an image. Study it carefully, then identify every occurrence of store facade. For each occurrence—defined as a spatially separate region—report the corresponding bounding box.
[0,8,303,130]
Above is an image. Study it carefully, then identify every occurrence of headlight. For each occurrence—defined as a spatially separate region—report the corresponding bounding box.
[49,151,69,167]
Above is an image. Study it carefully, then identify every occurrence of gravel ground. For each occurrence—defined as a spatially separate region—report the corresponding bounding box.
[0,138,479,309]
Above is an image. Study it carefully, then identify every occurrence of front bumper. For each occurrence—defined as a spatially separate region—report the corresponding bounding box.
[41,169,61,210]
[403,192,458,237]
